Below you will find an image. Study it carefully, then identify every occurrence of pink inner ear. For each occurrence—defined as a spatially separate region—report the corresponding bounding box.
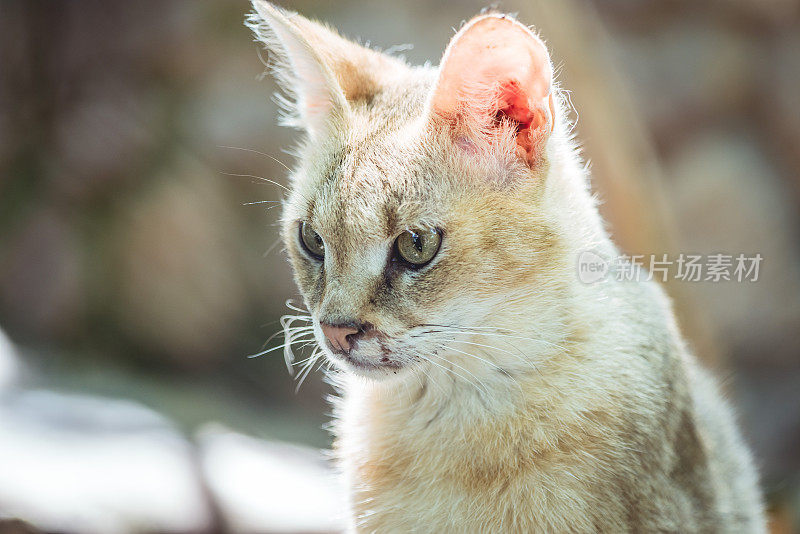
[432,15,553,165]
[496,79,553,164]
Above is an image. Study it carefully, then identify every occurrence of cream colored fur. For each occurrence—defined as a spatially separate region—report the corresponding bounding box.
[247,3,766,532]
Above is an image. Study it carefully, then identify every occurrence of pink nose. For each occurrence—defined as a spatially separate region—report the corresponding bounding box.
[321,323,360,353]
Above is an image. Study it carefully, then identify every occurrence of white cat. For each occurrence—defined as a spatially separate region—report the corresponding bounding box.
[248,3,766,532]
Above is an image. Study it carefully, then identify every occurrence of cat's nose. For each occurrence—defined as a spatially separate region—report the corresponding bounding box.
[321,322,361,353]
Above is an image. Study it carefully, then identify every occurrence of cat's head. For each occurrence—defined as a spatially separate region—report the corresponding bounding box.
[249,2,599,381]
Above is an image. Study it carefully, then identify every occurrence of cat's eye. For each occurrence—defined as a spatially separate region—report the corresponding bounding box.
[395,228,442,267]
[299,221,325,259]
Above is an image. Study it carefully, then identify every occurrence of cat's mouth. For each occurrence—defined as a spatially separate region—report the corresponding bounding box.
[322,336,409,377]
[311,320,420,378]
[339,351,403,371]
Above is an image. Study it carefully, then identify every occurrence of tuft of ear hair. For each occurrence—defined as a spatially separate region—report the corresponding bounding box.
[428,14,555,168]
[247,1,408,137]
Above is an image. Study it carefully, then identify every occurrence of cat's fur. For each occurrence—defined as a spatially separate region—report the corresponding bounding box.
[247,2,766,532]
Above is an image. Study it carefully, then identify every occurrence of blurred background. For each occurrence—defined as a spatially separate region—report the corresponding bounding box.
[0,0,798,532]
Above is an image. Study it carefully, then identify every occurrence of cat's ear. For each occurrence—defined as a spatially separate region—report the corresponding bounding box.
[248,1,406,137]
[429,14,555,167]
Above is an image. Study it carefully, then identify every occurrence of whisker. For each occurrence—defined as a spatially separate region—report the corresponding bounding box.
[263,238,283,258]
[285,299,311,314]
[290,340,320,360]
[420,323,566,351]
[445,338,529,364]
[273,303,317,375]
[417,354,464,390]
[243,199,282,206]
[434,342,524,393]
[295,349,322,391]
[220,171,291,193]
[248,333,316,359]
[425,349,490,397]
[264,323,313,346]
[216,145,292,171]
[409,352,447,397]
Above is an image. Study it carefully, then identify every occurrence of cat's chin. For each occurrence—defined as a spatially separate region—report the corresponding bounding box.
[332,352,411,381]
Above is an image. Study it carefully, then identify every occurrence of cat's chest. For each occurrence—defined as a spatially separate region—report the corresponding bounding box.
[340,437,606,533]
[334,394,614,532]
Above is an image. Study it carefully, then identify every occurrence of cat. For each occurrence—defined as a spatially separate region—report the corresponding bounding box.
[247,2,766,532]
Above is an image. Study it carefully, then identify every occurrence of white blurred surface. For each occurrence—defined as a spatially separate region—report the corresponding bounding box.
[199,425,345,534]
[0,390,211,534]
[0,331,344,534]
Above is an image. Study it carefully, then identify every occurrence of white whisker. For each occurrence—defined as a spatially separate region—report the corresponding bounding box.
[425,348,490,397]
[216,145,292,171]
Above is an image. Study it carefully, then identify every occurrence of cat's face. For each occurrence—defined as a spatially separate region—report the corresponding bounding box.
[251,3,574,380]
[281,126,566,378]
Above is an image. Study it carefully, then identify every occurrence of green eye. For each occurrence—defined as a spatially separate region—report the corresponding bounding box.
[395,228,442,267]
[299,221,325,259]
